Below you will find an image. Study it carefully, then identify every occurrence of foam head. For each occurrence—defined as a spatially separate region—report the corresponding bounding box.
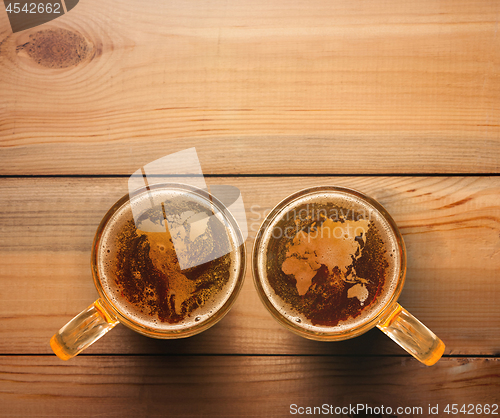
[253,187,403,338]
[94,184,245,334]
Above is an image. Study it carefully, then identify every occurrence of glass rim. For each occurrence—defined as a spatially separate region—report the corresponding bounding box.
[91,182,247,339]
[252,185,407,341]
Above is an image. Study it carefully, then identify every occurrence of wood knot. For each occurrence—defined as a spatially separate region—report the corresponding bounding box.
[17,28,92,68]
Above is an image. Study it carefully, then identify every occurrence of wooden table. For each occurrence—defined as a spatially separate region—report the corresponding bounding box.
[1,0,499,416]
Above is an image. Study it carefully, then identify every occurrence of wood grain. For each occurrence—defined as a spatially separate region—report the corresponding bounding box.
[1,0,499,174]
[1,356,499,417]
[2,0,500,414]
[1,176,498,355]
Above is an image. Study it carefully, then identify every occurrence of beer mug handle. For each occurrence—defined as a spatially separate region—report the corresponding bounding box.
[50,299,119,360]
[376,303,445,366]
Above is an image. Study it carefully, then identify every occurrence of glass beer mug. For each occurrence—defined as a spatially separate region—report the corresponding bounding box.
[51,183,246,360]
[252,186,445,366]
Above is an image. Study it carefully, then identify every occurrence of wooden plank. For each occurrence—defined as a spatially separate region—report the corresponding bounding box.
[1,0,499,174]
[0,356,499,417]
[1,176,499,355]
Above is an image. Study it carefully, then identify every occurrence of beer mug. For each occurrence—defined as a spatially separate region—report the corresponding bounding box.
[51,183,246,360]
[252,186,445,366]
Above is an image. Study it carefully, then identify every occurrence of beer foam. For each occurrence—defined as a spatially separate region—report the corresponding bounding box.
[256,189,401,334]
[96,187,243,332]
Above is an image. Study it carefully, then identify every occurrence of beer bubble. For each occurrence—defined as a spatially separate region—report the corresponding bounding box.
[195,316,201,322]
